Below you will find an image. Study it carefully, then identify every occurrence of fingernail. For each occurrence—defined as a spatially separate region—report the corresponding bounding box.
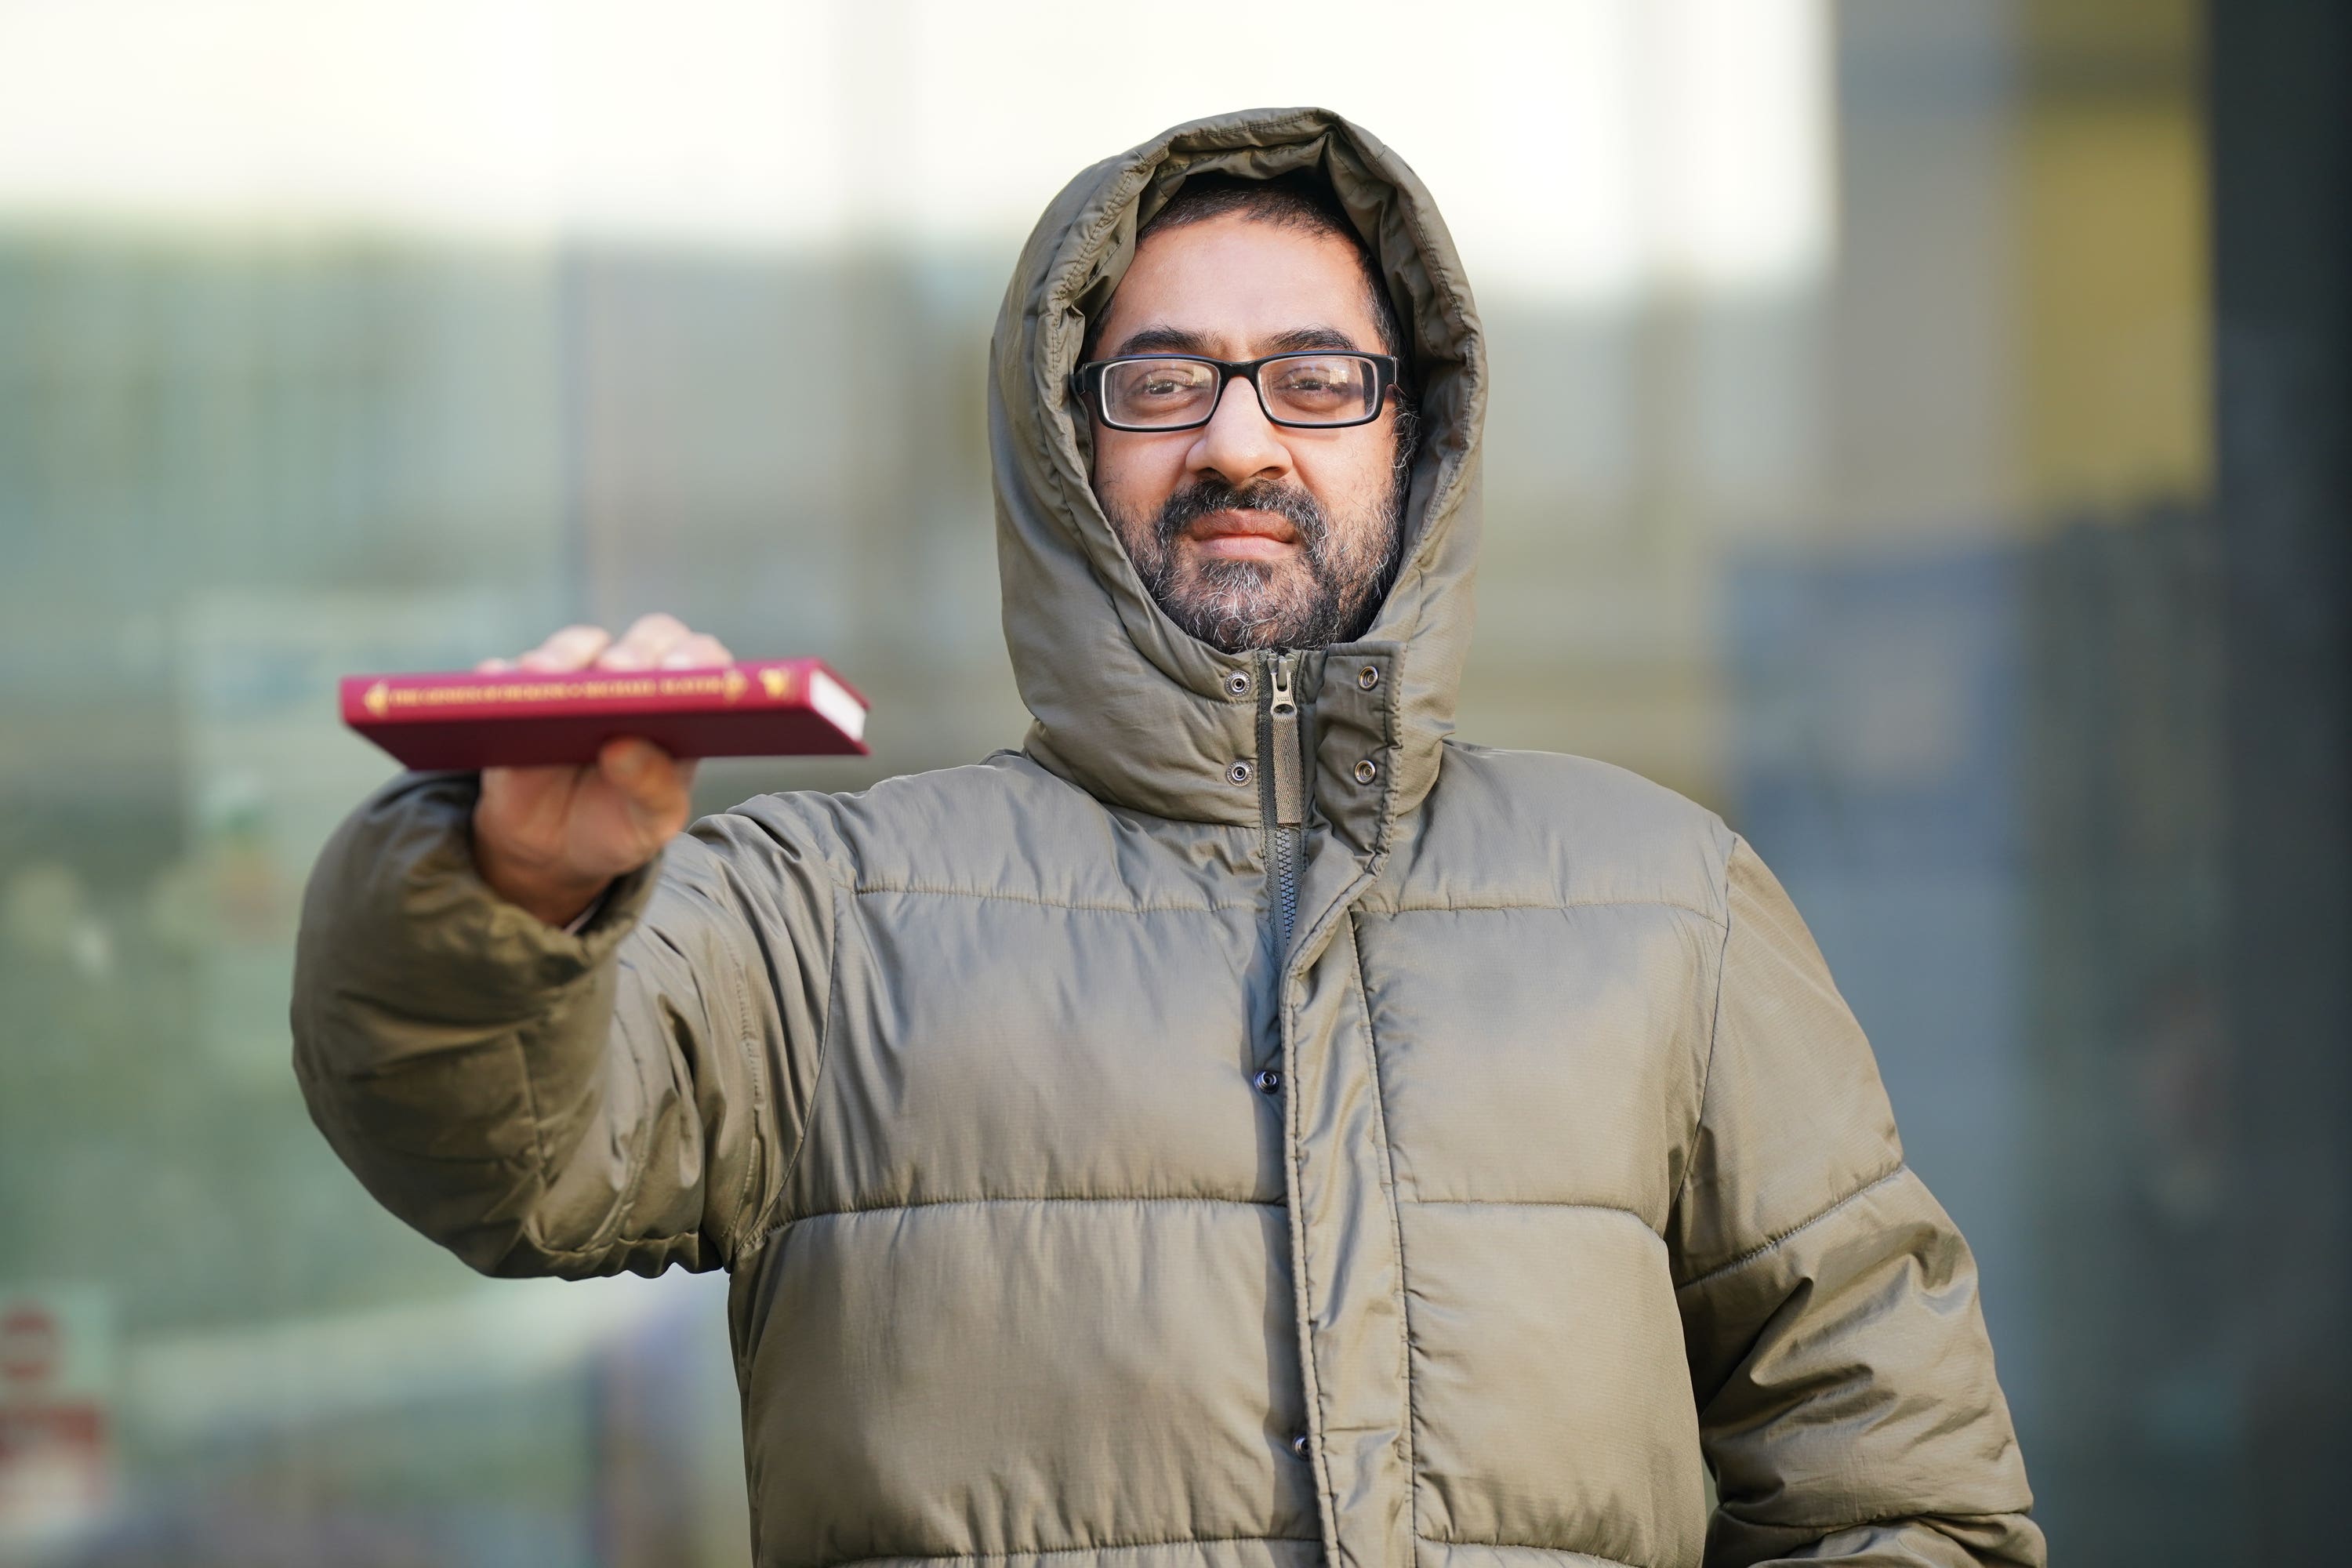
[611,742,648,777]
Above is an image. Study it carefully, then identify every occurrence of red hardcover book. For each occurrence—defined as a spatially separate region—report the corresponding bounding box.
[340,659,869,770]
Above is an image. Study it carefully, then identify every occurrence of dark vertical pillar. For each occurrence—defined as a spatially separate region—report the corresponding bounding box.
[2211,2,2352,1557]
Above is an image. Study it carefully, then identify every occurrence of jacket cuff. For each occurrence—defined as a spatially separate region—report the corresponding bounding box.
[299,769,664,1027]
[560,884,614,935]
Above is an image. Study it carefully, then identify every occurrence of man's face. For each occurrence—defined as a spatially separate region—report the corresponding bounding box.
[1086,213,1407,653]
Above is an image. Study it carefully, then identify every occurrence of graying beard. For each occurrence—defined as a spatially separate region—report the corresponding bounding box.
[1139,484,1403,653]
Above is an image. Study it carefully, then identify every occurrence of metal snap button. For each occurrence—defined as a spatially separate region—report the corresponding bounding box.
[1228,760,1254,786]
[1357,666,1379,690]
[1353,758,1380,785]
[1225,670,1251,696]
[1289,1431,1312,1458]
[1253,1068,1283,1094]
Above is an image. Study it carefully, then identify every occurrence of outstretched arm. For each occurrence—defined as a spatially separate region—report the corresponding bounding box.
[1671,836,2044,1567]
[289,767,837,1278]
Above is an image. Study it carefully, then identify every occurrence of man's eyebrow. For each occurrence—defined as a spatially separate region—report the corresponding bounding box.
[1263,325,1363,354]
[1105,323,1366,358]
[1109,325,1218,357]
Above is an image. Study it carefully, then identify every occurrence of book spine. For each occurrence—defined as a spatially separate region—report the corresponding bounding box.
[344,661,818,726]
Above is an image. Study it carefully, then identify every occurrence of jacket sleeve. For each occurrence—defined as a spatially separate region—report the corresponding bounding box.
[289,768,837,1279]
[1668,834,2045,1567]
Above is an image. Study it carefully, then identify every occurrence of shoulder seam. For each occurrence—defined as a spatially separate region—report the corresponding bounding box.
[1672,1160,1911,1294]
[734,874,848,1261]
[1669,832,1743,1221]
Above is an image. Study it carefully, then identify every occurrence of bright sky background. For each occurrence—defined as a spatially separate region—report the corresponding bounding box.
[0,0,1831,303]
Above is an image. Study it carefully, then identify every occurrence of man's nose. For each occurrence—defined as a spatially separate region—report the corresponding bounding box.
[1188,373,1292,487]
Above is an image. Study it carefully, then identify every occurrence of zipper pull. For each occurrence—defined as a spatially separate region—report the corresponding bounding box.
[1268,652,1305,829]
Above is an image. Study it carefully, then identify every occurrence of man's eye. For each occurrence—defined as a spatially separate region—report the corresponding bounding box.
[1273,360,1357,390]
[1119,365,1208,401]
[1270,361,1362,411]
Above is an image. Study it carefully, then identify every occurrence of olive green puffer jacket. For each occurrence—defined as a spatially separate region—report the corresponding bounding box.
[292,107,2042,1568]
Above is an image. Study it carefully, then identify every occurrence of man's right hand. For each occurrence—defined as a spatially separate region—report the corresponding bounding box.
[470,613,735,928]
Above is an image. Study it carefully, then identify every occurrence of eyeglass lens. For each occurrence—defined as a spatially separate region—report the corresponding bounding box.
[1101,354,1379,427]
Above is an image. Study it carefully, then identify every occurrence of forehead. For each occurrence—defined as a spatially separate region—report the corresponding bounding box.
[1097,212,1382,356]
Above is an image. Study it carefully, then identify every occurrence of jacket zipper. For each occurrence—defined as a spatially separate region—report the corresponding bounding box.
[1264,650,1305,956]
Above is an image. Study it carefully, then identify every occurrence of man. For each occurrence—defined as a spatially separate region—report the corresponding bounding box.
[292,108,2043,1568]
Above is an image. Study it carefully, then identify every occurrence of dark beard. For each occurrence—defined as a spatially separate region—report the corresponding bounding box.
[1118,474,1405,653]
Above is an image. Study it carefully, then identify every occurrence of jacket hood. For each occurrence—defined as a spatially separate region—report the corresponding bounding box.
[989,106,1486,840]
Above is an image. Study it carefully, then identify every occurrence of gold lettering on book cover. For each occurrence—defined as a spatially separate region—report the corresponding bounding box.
[385,677,666,707]
[365,666,789,712]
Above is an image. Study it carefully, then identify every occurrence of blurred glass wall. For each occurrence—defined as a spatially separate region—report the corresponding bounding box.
[5,2,2319,1564]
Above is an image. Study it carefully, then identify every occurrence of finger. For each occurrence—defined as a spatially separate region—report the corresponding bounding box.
[519,624,612,673]
[474,760,576,863]
[597,736,688,817]
[658,633,733,670]
[614,745,694,843]
[599,612,693,671]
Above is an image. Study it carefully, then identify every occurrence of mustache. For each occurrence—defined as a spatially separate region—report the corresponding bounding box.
[1153,477,1330,556]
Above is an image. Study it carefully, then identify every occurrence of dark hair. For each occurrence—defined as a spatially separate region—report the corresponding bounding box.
[1084,169,1419,466]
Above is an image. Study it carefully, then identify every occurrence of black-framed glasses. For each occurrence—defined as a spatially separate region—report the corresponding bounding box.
[1070,350,1401,431]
